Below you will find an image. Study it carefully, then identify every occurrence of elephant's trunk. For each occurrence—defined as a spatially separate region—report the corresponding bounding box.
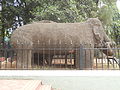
[101,31,115,56]
[102,42,114,56]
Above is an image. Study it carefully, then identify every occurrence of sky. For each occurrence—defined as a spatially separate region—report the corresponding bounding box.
[116,0,120,10]
[0,3,1,11]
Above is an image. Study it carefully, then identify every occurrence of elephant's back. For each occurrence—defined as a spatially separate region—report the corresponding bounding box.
[11,22,94,48]
[32,23,93,47]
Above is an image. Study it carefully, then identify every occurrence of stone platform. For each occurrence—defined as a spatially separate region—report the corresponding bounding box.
[0,80,55,90]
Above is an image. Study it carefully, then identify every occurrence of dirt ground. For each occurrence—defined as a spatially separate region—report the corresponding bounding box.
[0,58,119,70]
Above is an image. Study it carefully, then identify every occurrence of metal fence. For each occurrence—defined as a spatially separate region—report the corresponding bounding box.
[0,46,120,70]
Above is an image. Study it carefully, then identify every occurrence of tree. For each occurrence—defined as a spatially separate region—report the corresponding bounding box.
[0,0,120,47]
[97,0,120,45]
[0,0,15,47]
[0,0,39,48]
[0,1,2,47]
[15,0,39,24]
[33,0,98,22]
[110,7,120,45]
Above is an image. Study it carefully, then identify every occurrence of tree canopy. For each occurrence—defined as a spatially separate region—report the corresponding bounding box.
[0,0,120,47]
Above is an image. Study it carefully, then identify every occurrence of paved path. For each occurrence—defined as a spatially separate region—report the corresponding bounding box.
[0,80,54,90]
[0,70,120,90]
[1,76,120,90]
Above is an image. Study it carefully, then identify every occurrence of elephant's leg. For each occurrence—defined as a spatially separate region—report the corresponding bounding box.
[34,53,43,66]
[25,50,32,68]
[84,49,94,69]
[75,47,94,69]
[22,50,30,69]
[65,54,67,67]
[16,50,23,69]
[39,54,44,65]
[33,53,38,65]
[15,42,33,69]
[45,54,53,66]
[16,49,32,69]
[75,49,80,69]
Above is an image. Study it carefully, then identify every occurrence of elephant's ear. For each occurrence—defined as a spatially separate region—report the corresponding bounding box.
[86,18,102,43]
[93,26,101,43]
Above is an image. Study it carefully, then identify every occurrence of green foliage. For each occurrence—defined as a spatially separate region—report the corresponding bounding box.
[110,11,120,45]
[19,0,39,24]
[98,5,113,25]
[0,0,120,45]
[0,0,15,47]
[33,0,98,22]
[0,0,39,47]
[0,12,2,38]
[97,0,120,45]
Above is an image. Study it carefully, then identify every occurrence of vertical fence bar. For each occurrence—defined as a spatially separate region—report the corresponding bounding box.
[59,41,62,69]
[65,47,67,68]
[115,48,118,69]
[95,57,98,69]
[101,50,103,70]
[38,50,40,69]
[107,50,109,70]
[43,47,45,69]
[16,48,18,69]
[84,48,87,69]
[95,49,98,69]
[0,49,1,69]
[9,50,11,69]
[4,48,7,69]
[0,54,2,69]
[80,45,84,70]
[90,48,92,70]
[113,58,115,69]
[38,41,40,69]
[107,57,110,70]
[116,48,118,69]
[21,44,23,69]
[75,47,80,69]
[48,47,51,67]
[73,48,76,69]
[118,49,120,69]
[32,49,34,69]
[112,48,114,69]
[26,49,28,69]
[53,47,55,68]
[70,50,72,69]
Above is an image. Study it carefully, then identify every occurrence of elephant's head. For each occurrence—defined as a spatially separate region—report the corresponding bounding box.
[87,18,115,56]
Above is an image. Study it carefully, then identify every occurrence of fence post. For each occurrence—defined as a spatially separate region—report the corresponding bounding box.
[79,45,84,70]
[4,46,8,69]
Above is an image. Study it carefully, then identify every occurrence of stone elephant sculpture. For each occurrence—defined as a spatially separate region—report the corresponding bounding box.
[10,18,114,69]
